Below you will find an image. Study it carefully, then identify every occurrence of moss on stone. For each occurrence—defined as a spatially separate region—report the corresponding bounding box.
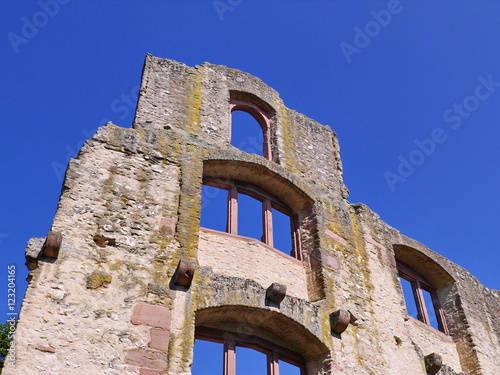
[86,270,112,289]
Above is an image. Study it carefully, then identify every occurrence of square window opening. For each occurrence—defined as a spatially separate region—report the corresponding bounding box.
[235,346,268,375]
[399,276,419,321]
[192,339,224,375]
[272,207,293,256]
[201,184,228,232]
[422,287,440,331]
[237,192,264,241]
[280,359,303,375]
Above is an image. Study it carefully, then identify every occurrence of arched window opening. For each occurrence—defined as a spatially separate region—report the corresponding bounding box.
[393,244,455,336]
[200,177,301,260]
[230,98,272,159]
[397,262,449,334]
[230,110,265,157]
[193,327,306,375]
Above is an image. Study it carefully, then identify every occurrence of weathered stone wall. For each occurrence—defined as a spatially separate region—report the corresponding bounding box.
[198,229,308,300]
[4,127,183,374]
[5,56,499,375]
[133,54,347,199]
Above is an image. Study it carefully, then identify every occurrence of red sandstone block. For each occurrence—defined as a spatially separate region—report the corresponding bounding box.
[309,254,320,270]
[124,348,167,370]
[173,259,195,287]
[35,345,56,353]
[158,217,176,238]
[325,229,347,246]
[140,369,164,375]
[42,231,62,259]
[131,303,172,329]
[324,253,340,270]
[149,328,170,351]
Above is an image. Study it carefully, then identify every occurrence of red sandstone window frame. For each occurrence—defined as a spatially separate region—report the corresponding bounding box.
[202,177,302,261]
[397,263,449,335]
[195,326,307,375]
[230,99,272,160]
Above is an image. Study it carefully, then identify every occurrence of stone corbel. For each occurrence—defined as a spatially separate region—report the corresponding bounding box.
[266,283,287,304]
[172,259,196,288]
[330,309,353,334]
[42,231,62,259]
[424,353,443,374]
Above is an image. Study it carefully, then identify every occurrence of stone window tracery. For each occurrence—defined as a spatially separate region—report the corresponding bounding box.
[200,177,302,260]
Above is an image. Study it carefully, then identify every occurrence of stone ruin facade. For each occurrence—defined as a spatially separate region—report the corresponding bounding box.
[5,54,500,374]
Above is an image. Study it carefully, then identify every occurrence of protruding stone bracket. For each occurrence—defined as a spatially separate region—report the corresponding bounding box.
[266,283,287,305]
[42,231,62,259]
[172,259,195,288]
[25,237,45,271]
[424,353,443,374]
[330,309,351,334]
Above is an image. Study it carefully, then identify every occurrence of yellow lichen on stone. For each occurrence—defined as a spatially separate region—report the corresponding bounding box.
[86,270,112,289]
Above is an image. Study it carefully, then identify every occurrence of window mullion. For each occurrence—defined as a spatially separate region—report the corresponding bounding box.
[268,350,279,375]
[262,199,273,247]
[431,291,449,335]
[227,186,238,234]
[413,280,429,324]
[291,214,302,261]
[263,118,272,160]
[224,339,236,375]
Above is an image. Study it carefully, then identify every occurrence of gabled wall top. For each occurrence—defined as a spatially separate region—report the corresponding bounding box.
[132,54,349,200]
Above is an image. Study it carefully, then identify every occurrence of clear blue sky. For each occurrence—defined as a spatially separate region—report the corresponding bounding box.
[1,0,499,329]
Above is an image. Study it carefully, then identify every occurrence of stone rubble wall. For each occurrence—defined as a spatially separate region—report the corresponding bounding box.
[198,230,308,300]
[5,56,499,375]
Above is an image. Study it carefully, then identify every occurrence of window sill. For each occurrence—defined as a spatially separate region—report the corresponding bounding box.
[199,227,302,266]
[407,316,453,342]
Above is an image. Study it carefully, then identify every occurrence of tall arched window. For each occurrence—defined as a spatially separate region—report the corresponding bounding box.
[230,98,272,159]
[231,110,265,157]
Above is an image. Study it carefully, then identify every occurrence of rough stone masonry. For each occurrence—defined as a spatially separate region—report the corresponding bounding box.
[4,55,499,374]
